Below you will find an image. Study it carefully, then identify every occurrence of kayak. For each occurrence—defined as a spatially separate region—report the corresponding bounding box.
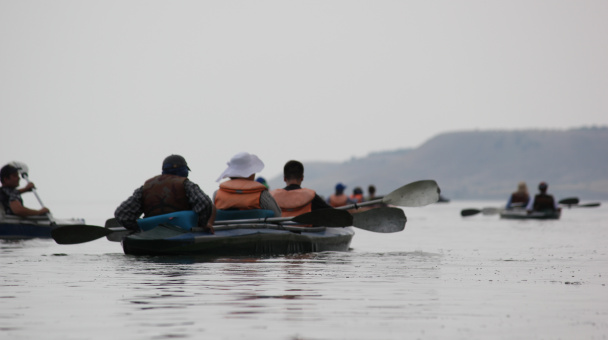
[118,209,355,256]
[499,208,561,220]
[121,223,355,256]
[0,214,85,240]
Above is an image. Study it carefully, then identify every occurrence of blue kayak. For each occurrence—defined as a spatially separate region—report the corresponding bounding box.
[122,223,355,256]
[120,210,355,256]
[0,211,85,240]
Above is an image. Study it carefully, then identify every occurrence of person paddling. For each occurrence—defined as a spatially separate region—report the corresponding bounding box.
[0,164,50,217]
[526,182,560,213]
[114,155,216,233]
[270,160,332,219]
[506,181,530,209]
[214,152,281,217]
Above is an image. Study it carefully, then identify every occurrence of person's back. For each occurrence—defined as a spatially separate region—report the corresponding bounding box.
[510,192,529,205]
[271,160,330,218]
[214,152,281,217]
[272,186,316,217]
[506,181,529,209]
[532,193,556,211]
[115,154,216,232]
[327,183,354,208]
[366,185,377,201]
[350,187,364,203]
[328,182,351,208]
[526,182,558,212]
[215,178,269,210]
[141,174,190,216]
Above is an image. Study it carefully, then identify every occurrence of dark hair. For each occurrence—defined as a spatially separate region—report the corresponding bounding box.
[368,185,376,195]
[0,165,18,184]
[283,160,304,180]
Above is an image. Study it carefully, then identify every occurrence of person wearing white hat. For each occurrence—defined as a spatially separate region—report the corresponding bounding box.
[214,152,281,217]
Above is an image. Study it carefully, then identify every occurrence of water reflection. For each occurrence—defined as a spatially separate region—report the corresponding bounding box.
[3,201,607,339]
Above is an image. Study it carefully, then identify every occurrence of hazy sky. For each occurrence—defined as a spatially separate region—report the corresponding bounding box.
[1,1,607,215]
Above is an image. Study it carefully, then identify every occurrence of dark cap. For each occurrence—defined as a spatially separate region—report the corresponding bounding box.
[162,155,190,171]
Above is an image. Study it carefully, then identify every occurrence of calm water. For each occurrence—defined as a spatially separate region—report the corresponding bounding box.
[1,201,607,340]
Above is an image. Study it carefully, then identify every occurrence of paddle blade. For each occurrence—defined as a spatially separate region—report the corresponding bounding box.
[558,197,579,205]
[578,202,601,208]
[352,207,406,233]
[104,218,130,242]
[461,209,481,217]
[51,224,112,245]
[292,209,353,227]
[383,180,440,207]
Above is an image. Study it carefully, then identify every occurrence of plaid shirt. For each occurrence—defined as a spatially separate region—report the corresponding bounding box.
[114,179,213,231]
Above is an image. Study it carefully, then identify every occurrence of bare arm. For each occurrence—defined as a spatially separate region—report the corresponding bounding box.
[10,200,49,217]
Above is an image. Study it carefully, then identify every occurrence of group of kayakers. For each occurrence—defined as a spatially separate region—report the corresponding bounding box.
[506,181,560,212]
[326,183,380,208]
[113,152,366,234]
[1,154,383,233]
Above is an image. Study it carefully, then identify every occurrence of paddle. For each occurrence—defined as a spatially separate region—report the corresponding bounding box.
[338,180,440,210]
[10,161,56,224]
[51,208,354,245]
[104,206,406,238]
[213,208,353,227]
[102,210,406,245]
[460,207,503,217]
[105,218,131,242]
[558,197,579,205]
[351,207,406,233]
[576,202,601,207]
[557,197,601,208]
[561,202,601,208]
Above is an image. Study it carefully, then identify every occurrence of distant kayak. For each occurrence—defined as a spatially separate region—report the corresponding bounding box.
[499,208,561,220]
[0,214,85,240]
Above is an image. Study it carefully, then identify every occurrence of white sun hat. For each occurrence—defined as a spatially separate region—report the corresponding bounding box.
[216,152,265,182]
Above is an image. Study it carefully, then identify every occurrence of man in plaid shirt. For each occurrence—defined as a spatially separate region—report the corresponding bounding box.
[114,155,216,233]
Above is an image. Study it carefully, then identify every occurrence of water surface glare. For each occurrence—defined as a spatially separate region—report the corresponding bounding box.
[1,201,607,339]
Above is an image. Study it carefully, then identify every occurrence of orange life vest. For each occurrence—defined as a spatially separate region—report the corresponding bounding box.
[270,188,316,217]
[215,179,266,210]
[350,193,364,203]
[328,194,349,208]
[141,174,190,217]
